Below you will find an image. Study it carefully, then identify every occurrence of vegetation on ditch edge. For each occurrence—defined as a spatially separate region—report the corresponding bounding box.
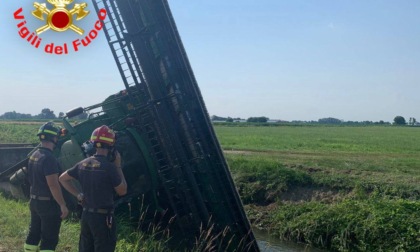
[270,198,420,251]
[227,154,420,251]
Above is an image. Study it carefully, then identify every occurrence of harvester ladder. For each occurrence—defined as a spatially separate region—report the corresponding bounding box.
[91,0,193,231]
[91,0,144,95]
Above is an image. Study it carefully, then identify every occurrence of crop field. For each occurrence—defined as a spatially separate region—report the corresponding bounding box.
[0,121,40,144]
[215,125,420,192]
[1,121,419,251]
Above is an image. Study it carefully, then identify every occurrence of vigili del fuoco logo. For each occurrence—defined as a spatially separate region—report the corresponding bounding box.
[14,0,107,55]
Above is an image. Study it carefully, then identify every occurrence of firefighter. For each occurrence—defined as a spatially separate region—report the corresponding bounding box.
[59,125,127,252]
[24,122,69,252]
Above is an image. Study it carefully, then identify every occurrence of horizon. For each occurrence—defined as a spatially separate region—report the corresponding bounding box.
[0,109,411,124]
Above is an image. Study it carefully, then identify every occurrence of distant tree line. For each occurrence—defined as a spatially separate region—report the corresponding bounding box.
[211,115,243,122]
[0,108,88,120]
[211,115,270,123]
[2,110,415,126]
[211,115,418,126]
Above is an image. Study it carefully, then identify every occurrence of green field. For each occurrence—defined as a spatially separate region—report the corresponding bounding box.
[214,125,420,251]
[216,125,420,192]
[1,122,419,251]
[0,121,40,144]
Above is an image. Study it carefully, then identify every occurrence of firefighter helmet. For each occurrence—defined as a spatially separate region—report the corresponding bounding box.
[90,125,116,148]
[37,122,60,142]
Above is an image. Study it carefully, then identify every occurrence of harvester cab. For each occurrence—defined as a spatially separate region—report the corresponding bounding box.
[57,90,160,216]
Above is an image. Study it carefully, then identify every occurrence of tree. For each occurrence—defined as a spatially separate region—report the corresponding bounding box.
[37,108,56,119]
[211,115,228,121]
[408,117,417,126]
[247,117,269,123]
[318,117,342,124]
[0,111,32,119]
[393,116,406,125]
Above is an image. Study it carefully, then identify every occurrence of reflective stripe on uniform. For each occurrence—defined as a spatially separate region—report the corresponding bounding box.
[83,207,114,214]
[24,243,39,252]
[30,194,52,201]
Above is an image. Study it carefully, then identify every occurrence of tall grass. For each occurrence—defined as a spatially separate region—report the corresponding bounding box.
[0,193,170,252]
[0,193,28,250]
[0,191,247,252]
[271,198,420,251]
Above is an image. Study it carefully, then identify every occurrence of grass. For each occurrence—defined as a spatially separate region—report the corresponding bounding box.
[0,192,86,252]
[0,194,28,250]
[216,125,420,192]
[214,125,420,251]
[216,125,420,154]
[0,192,247,252]
[270,198,420,251]
[0,192,171,252]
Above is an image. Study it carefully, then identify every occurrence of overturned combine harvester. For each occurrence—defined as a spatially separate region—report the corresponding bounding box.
[0,0,259,251]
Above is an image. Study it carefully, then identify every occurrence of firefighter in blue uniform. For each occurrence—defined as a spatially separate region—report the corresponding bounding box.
[24,122,69,252]
[59,125,127,252]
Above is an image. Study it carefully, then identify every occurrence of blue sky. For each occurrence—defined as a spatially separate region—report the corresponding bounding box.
[0,0,419,122]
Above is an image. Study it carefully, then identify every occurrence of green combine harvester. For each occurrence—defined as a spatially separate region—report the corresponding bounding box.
[0,0,259,251]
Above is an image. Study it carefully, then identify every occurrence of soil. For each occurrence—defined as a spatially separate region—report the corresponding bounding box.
[278,186,342,203]
[245,185,344,231]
